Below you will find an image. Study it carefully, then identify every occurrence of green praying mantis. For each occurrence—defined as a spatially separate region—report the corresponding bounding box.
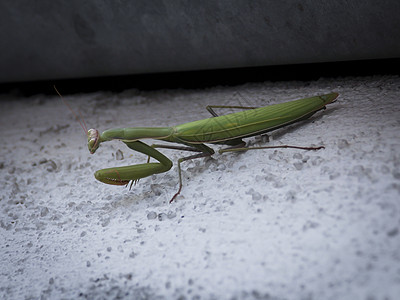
[57,87,338,203]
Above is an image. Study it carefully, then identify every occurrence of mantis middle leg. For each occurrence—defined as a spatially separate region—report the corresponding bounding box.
[206,105,257,117]
[149,143,215,202]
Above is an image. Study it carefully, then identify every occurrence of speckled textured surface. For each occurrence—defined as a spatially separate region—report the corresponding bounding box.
[1,76,400,299]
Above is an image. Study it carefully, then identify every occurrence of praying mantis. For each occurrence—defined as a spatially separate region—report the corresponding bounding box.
[83,92,338,202]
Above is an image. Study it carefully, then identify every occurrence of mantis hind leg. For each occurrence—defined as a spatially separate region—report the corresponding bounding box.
[206,105,257,117]
[219,144,324,154]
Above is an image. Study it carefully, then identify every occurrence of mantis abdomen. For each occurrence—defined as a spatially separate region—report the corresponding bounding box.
[172,93,338,144]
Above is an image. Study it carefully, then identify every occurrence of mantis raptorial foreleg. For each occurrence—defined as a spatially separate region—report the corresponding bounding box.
[93,140,173,186]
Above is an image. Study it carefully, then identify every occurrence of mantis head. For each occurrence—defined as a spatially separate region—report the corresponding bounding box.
[88,128,100,154]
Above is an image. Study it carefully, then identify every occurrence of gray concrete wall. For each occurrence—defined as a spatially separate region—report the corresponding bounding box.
[1,0,400,83]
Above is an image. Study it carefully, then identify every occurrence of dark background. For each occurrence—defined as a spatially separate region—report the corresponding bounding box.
[1,1,399,95]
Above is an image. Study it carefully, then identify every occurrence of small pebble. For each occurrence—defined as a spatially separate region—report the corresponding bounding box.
[167,211,177,219]
[337,139,350,149]
[158,213,168,221]
[392,171,400,180]
[115,149,124,160]
[101,218,110,227]
[150,184,163,196]
[387,228,399,237]
[46,160,57,172]
[329,172,341,180]
[293,153,302,160]
[293,162,303,170]
[252,192,262,201]
[40,207,49,217]
[147,211,157,220]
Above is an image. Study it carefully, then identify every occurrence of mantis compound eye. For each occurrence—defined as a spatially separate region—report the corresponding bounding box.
[88,128,100,154]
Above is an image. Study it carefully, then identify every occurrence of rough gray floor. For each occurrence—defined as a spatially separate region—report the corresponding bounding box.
[1,76,400,299]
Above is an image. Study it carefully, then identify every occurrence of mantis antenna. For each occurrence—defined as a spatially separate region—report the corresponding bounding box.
[54,85,88,136]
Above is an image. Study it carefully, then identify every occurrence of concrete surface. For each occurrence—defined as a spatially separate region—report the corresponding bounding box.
[1,75,400,299]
